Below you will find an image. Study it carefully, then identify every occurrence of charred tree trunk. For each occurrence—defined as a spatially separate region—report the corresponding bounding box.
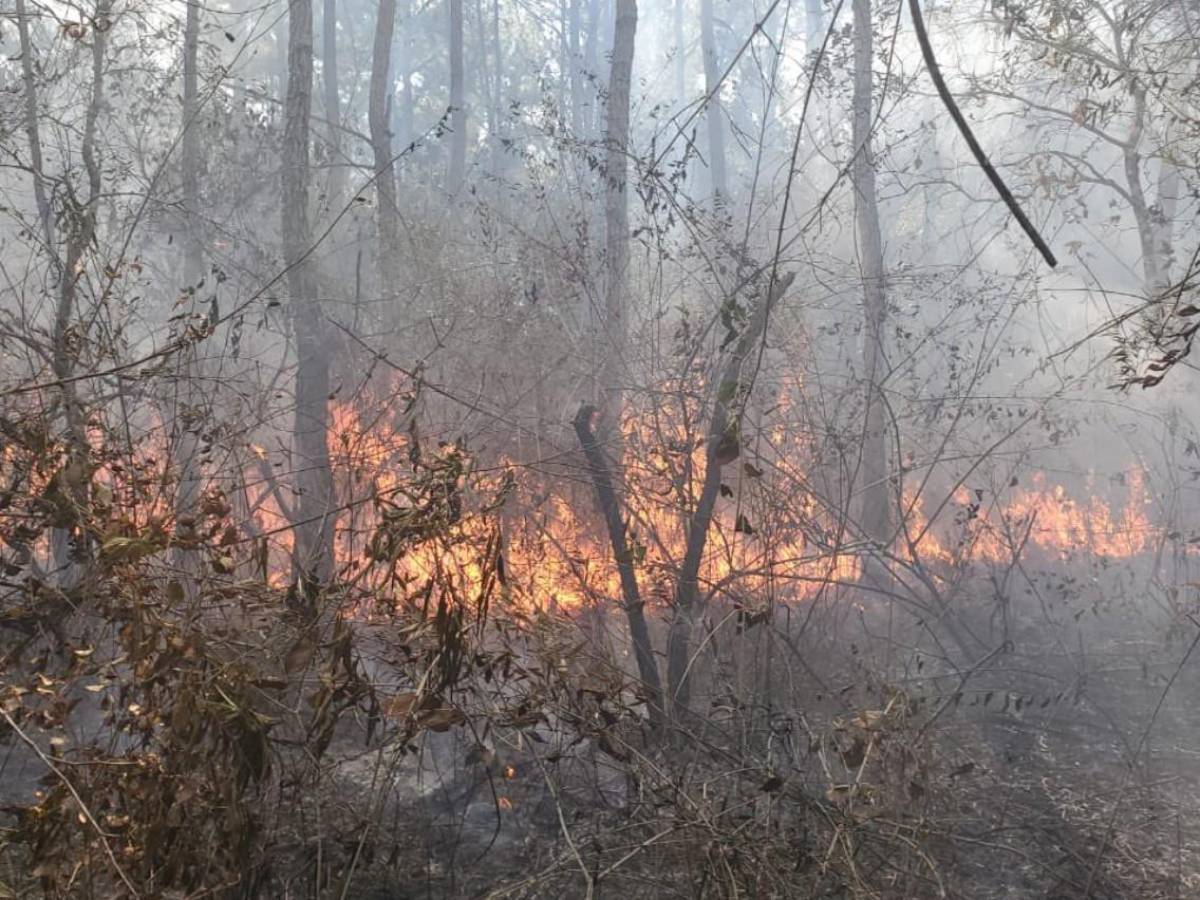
[283,0,335,587]
[448,0,467,192]
[370,0,400,294]
[851,0,890,581]
[598,0,637,435]
[699,0,728,207]
[666,273,794,718]
[573,407,665,729]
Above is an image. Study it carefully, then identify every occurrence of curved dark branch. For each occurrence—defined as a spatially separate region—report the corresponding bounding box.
[908,0,1057,268]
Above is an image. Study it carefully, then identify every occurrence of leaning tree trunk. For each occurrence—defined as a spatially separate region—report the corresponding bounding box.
[851,0,890,581]
[283,0,335,588]
[448,0,467,192]
[699,0,728,207]
[370,0,400,294]
[573,406,665,729]
[598,0,637,437]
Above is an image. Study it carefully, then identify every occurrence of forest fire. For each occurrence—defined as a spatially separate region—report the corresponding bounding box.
[223,392,1175,614]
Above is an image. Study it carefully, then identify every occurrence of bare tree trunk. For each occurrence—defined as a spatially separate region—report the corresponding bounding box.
[398,0,415,156]
[15,0,53,255]
[569,0,584,136]
[674,0,687,103]
[174,0,205,556]
[699,0,727,206]
[370,0,400,294]
[598,0,637,437]
[583,0,602,139]
[666,273,794,717]
[448,0,467,192]
[322,0,346,205]
[1123,85,1163,292]
[851,0,890,579]
[283,0,335,587]
[491,0,504,173]
[1153,154,1180,285]
[44,0,112,583]
[573,407,665,728]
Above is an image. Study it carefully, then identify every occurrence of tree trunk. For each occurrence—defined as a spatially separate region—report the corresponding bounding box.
[322,0,346,205]
[370,0,400,294]
[573,406,665,729]
[674,0,687,103]
[283,0,335,587]
[666,273,794,717]
[46,0,111,583]
[448,0,467,192]
[699,0,727,206]
[174,0,205,558]
[851,0,890,578]
[398,0,415,156]
[1153,155,1179,285]
[569,0,584,136]
[583,0,602,139]
[491,0,504,173]
[598,0,637,435]
[806,0,824,56]
[1123,85,1166,293]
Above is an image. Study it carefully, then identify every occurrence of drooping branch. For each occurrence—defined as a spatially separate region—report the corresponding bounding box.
[573,404,666,729]
[907,0,1057,268]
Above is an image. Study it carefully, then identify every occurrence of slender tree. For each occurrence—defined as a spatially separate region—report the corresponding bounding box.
[322,0,346,204]
[851,0,890,576]
[282,0,335,586]
[174,0,205,555]
[699,0,728,205]
[448,0,467,191]
[370,0,401,294]
[598,0,637,434]
[806,0,824,56]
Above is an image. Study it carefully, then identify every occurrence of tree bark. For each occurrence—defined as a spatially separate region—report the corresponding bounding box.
[322,0,346,204]
[598,0,637,435]
[370,0,400,295]
[806,0,824,57]
[283,0,335,587]
[699,0,728,206]
[666,272,794,717]
[851,0,890,578]
[674,0,687,103]
[569,0,584,136]
[45,0,112,583]
[448,0,467,192]
[573,406,665,728]
[174,0,205,557]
